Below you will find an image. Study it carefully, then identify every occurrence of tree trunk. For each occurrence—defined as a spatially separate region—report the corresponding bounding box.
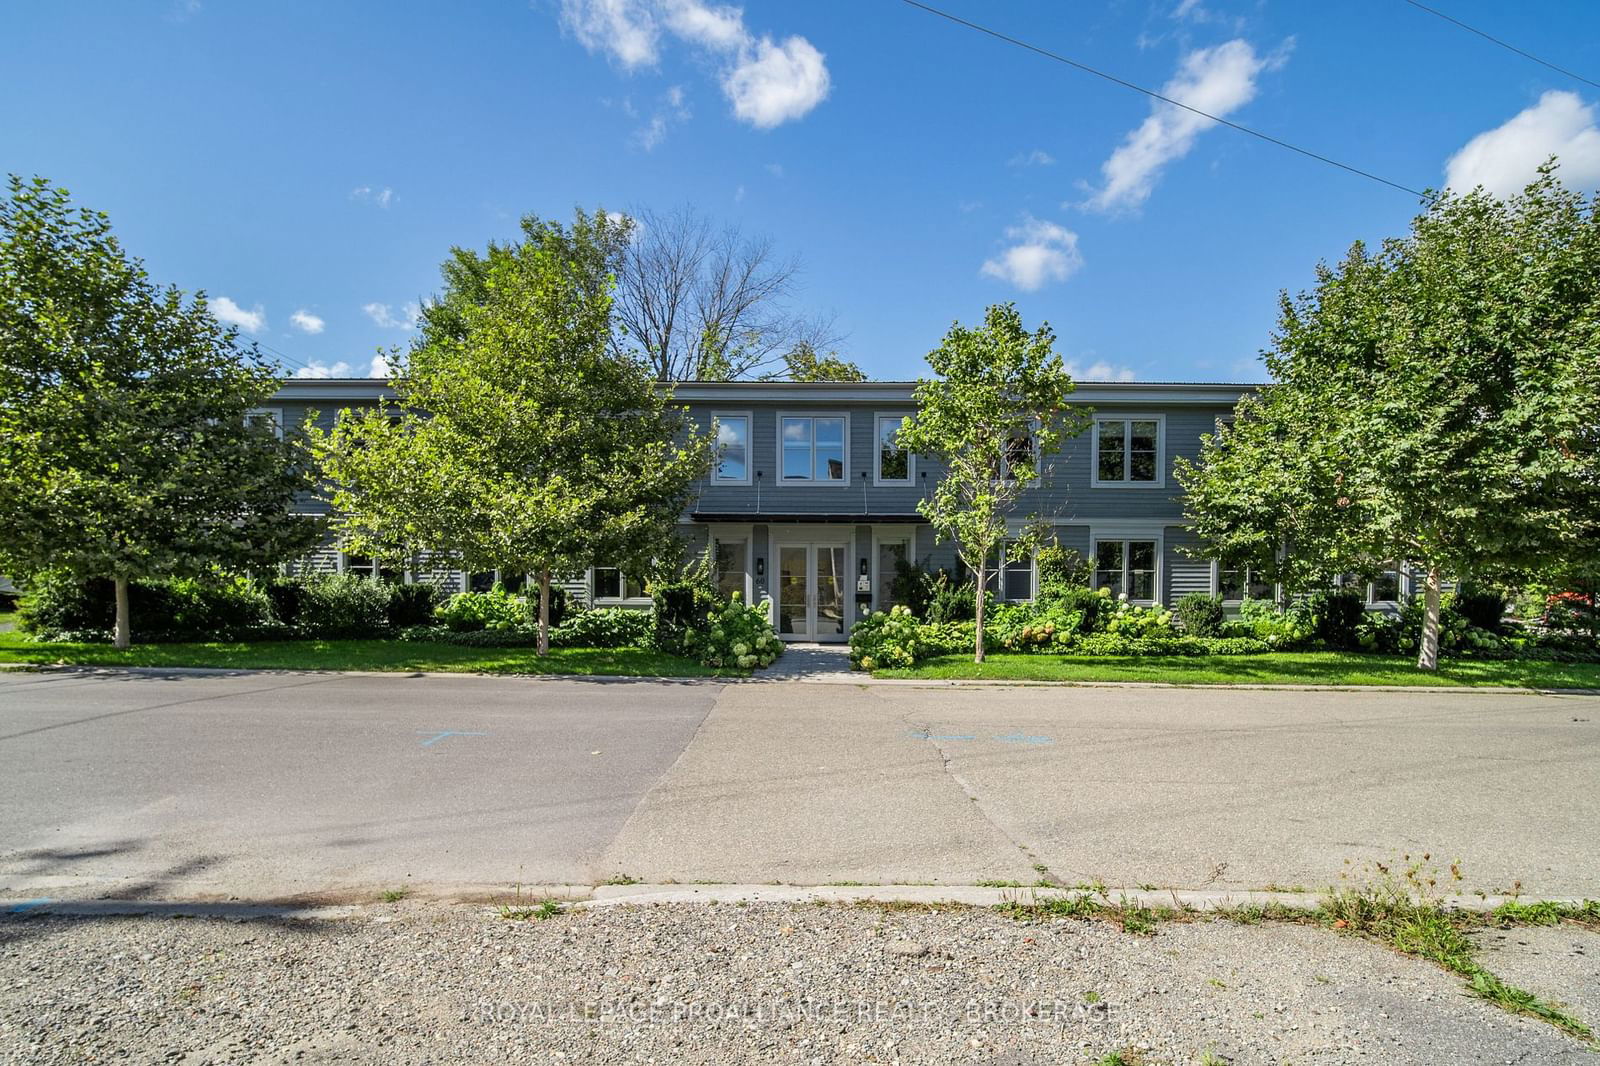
[973,558,987,664]
[113,576,131,651]
[1416,565,1442,671]
[537,569,551,657]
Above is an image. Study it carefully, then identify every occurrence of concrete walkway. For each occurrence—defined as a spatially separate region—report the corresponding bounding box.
[759,641,854,681]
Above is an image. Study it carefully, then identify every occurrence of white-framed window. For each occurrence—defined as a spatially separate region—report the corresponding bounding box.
[874,414,913,485]
[247,407,284,439]
[779,413,848,483]
[711,412,752,485]
[1092,415,1164,488]
[1368,566,1402,604]
[593,566,649,603]
[1217,563,1274,602]
[712,536,750,604]
[1000,542,1034,602]
[873,531,913,610]
[1093,538,1159,602]
[965,541,1035,603]
[1001,430,1037,482]
[341,551,401,582]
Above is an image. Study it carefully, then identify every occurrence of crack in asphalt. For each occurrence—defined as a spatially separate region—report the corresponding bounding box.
[888,696,1070,888]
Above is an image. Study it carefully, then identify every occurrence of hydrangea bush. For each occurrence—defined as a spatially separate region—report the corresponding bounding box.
[1104,597,1175,638]
[848,605,925,670]
[686,593,783,669]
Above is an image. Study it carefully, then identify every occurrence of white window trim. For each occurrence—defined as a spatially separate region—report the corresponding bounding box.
[248,407,284,439]
[709,525,755,606]
[1090,413,1166,489]
[1210,560,1278,604]
[998,541,1036,603]
[1090,529,1164,605]
[590,565,651,606]
[709,410,753,486]
[869,526,915,612]
[872,413,915,486]
[776,411,851,487]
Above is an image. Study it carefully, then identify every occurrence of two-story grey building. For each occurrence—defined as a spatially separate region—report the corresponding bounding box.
[269,377,1404,643]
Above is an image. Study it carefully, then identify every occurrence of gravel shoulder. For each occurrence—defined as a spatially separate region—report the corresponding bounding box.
[3,902,1594,1065]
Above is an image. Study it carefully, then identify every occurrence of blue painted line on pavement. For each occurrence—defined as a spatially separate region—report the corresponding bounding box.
[993,732,1053,745]
[416,730,488,747]
[8,898,51,914]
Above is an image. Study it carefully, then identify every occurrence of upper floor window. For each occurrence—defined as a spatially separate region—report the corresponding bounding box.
[1002,431,1036,482]
[1093,416,1163,487]
[712,414,750,484]
[781,415,846,482]
[875,415,911,484]
[247,407,284,439]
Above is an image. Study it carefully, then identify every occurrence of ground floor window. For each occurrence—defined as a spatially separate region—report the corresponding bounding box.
[876,536,911,610]
[1001,544,1033,602]
[1369,567,1401,603]
[342,552,401,582]
[1094,539,1157,601]
[1218,564,1273,602]
[713,539,748,603]
[593,566,647,602]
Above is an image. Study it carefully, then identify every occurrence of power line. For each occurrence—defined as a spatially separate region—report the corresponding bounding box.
[1398,0,1600,92]
[897,0,1434,201]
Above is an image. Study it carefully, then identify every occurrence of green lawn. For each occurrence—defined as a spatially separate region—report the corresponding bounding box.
[0,631,732,678]
[877,651,1600,688]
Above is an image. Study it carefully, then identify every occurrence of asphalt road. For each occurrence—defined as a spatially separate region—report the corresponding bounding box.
[2,669,1596,899]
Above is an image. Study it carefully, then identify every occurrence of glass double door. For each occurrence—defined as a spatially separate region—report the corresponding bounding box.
[775,543,848,641]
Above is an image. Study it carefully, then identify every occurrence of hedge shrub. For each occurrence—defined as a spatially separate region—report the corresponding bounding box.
[848,605,925,670]
[651,578,718,655]
[554,607,653,649]
[20,571,275,642]
[686,597,783,669]
[1174,592,1225,637]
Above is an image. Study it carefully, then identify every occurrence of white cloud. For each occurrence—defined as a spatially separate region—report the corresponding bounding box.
[1067,359,1137,382]
[559,0,659,68]
[289,309,325,335]
[635,84,691,150]
[558,1,829,129]
[661,0,743,49]
[1444,91,1600,198]
[1087,39,1288,212]
[351,185,395,208]
[1008,149,1055,167]
[723,35,830,128]
[980,216,1084,292]
[293,353,393,379]
[211,296,265,333]
[363,301,420,330]
[293,360,355,379]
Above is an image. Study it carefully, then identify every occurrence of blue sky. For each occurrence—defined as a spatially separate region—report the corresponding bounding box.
[5,1,1599,383]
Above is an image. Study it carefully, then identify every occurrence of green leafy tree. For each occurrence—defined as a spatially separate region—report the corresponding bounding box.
[779,341,867,382]
[1177,165,1600,669]
[0,175,321,648]
[898,304,1088,662]
[313,209,713,655]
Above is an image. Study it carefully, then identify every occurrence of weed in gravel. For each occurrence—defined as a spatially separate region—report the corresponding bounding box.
[1321,857,1594,1042]
[600,873,640,886]
[997,890,1172,935]
[1095,1050,1143,1066]
[500,899,564,921]
[379,889,408,903]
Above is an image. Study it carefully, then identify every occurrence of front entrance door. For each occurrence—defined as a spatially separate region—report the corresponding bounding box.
[775,543,848,641]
